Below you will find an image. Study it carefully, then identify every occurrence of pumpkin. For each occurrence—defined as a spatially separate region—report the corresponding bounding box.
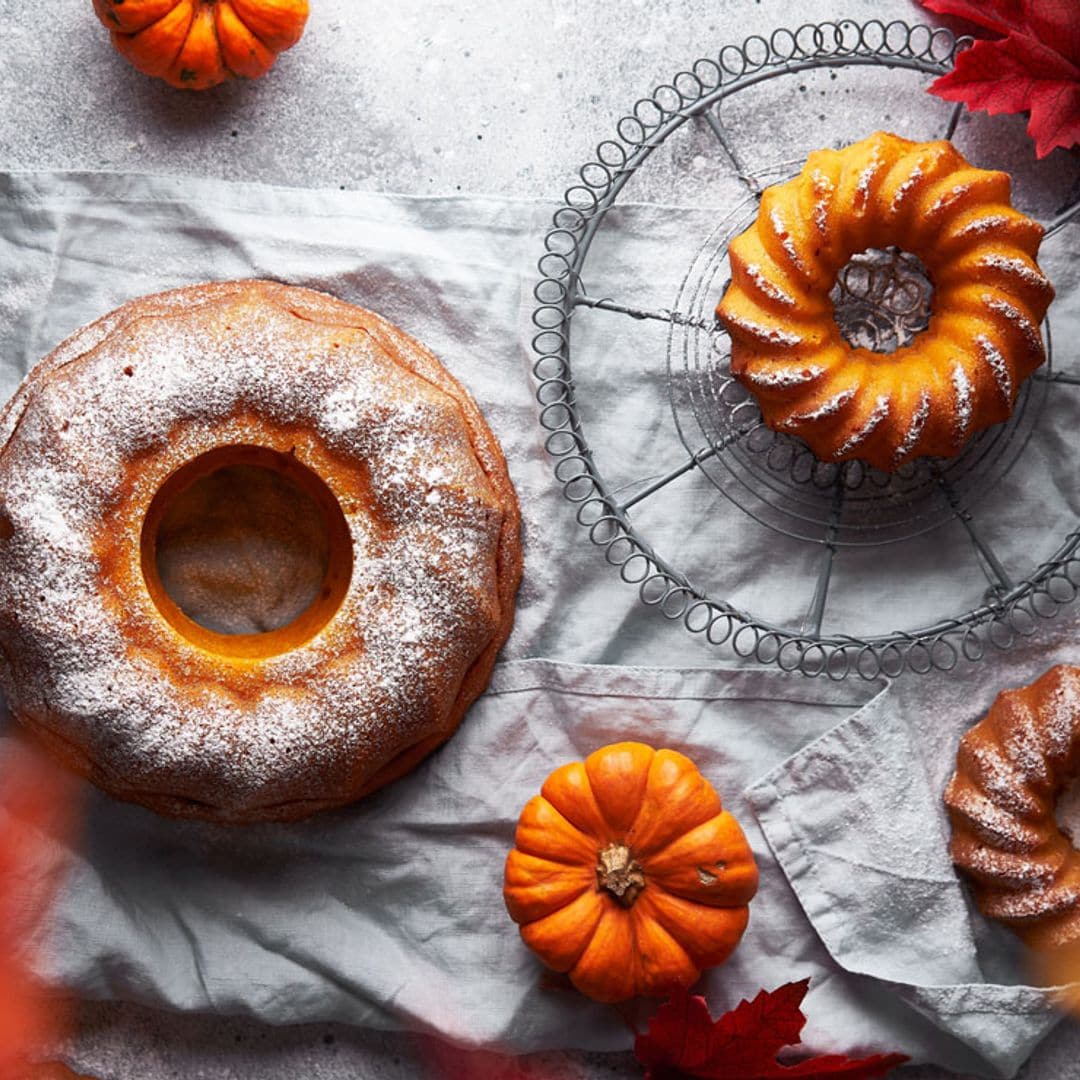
[93,0,310,90]
[503,741,758,1003]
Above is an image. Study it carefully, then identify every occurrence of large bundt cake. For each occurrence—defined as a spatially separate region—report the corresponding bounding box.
[0,281,522,823]
[716,131,1054,472]
[945,665,1080,951]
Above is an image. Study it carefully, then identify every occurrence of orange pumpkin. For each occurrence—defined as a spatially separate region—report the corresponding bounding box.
[93,0,310,90]
[503,741,758,1003]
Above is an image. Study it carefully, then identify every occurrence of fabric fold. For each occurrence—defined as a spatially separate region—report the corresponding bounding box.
[746,691,1067,1078]
[9,658,884,1055]
[2,170,1079,1076]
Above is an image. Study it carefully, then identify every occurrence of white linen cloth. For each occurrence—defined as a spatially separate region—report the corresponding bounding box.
[0,170,1078,1078]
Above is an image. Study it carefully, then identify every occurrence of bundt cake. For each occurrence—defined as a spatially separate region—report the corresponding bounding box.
[716,131,1054,472]
[944,665,1080,951]
[0,280,522,823]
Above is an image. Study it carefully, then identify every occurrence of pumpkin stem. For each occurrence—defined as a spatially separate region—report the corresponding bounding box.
[596,843,646,908]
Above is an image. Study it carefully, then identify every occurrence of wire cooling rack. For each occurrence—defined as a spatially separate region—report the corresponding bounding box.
[532,19,1080,679]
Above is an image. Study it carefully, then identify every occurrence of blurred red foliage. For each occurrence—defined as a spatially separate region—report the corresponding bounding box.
[0,740,81,1080]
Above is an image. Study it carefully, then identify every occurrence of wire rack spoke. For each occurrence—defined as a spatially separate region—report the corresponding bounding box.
[617,445,722,514]
[940,100,964,141]
[700,109,763,198]
[935,469,1015,592]
[573,293,713,330]
[800,483,844,637]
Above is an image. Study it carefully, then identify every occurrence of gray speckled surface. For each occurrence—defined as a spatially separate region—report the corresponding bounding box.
[57,1001,642,1079]
[3,0,1079,1076]
[2,0,969,198]
[3,0,748,198]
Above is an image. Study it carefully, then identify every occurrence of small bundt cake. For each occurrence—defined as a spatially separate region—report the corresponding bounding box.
[0,281,522,824]
[716,131,1054,472]
[945,665,1080,951]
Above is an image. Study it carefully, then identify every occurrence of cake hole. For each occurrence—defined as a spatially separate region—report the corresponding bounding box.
[829,246,933,354]
[0,510,13,541]
[1057,777,1080,845]
[141,446,352,658]
[155,460,330,634]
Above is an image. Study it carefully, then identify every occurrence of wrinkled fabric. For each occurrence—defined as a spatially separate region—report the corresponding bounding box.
[0,171,1078,1077]
[747,691,1072,1078]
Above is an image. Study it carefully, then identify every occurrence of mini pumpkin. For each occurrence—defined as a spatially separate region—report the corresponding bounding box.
[93,0,310,90]
[504,741,758,1003]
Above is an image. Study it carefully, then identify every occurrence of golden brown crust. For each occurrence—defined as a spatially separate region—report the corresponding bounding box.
[0,281,522,823]
[944,665,1080,950]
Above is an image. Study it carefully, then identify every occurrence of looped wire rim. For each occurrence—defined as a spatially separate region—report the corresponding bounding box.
[531,19,1079,678]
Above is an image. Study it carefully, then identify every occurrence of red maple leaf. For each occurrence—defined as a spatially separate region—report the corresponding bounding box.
[633,981,908,1080]
[920,0,1080,157]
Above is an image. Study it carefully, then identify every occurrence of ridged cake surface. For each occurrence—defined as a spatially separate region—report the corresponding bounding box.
[944,665,1080,951]
[716,131,1054,472]
[0,281,522,823]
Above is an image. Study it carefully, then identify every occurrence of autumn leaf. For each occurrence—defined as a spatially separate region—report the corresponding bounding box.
[919,0,1073,44]
[633,982,908,1080]
[920,0,1080,157]
[0,742,81,1080]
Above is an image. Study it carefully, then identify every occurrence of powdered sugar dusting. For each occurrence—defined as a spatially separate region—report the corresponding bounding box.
[852,146,884,212]
[950,785,1042,853]
[1000,697,1054,791]
[892,390,930,465]
[961,738,1042,817]
[743,263,796,307]
[946,667,1080,937]
[742,363,824,389]
[951,361,974,442]
[976,334,1013,402]
[984,882,1080,922]
[964,845,1058,887]
[954,213,1010,238]
[979,252,1051,293]
[987,296,1045,353]
[722,309,804,348]
[926,182,972,218]
[890,165,923,211]
[783,388,855,428]
[0,282,513,819]
[808,168,834,235]
[768,206,807,275]
[835,394,889,454]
